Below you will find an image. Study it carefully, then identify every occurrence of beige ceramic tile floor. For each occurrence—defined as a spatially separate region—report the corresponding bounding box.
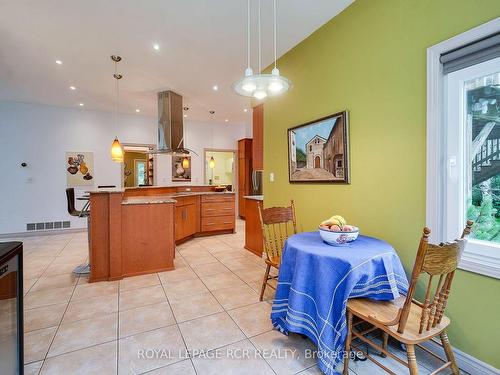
[7,219,457,375]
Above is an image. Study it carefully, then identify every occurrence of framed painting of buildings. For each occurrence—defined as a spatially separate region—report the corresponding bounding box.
[288,111,350,183]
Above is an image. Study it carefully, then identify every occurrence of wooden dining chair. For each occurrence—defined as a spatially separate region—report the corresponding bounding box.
[257,200,297,301]
[343,221,473,375]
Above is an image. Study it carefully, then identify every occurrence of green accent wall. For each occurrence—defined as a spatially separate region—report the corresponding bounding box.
[263,0,500,367]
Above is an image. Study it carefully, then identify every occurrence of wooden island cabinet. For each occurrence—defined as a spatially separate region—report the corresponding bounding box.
[243,195,264,257]
[88,186,235,282]
[174,196,199,242]
[238,138,253,219]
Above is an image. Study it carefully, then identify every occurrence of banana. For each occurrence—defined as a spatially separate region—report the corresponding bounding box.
[321,215,347,227]
[329,215,346,226]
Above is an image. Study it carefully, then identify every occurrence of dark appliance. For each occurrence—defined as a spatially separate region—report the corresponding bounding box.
[0,242,23,375]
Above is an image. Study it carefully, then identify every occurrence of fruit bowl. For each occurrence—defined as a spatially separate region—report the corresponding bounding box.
[318,225,359,246]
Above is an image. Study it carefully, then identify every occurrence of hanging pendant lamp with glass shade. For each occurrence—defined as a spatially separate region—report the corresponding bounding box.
[110,55,124,163]
[233,0,291,99]
[209,157,216,169]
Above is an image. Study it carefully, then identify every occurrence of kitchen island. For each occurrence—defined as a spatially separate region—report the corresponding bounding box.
[88,186,235,282]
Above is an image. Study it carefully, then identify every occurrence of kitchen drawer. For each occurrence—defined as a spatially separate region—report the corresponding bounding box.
[201,201,235,217]
[174,196,198,207]
[201,215,235,232]
[201,194,235,203]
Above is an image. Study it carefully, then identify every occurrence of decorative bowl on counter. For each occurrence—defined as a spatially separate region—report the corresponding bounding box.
[318,225,359,246]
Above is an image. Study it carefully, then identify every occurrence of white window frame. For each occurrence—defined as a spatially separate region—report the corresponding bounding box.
[427,17,500,279]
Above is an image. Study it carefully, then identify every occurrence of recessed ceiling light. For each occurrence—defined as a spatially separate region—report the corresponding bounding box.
[69,86,76,90]
[153,43,160,51]
[183,114,187,118]
[135,109,141,113]
[225,119,229,122]
[55,60,63,65]
[213,85,218,91]
[243,108,248,112]
[79,103,84,107]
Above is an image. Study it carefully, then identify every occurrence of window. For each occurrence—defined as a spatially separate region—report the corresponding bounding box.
[135,160,146,186]
[445,58,500,275]
[427,19,500,279]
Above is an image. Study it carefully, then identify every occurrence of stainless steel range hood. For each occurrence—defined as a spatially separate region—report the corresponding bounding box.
[152,90,196,155]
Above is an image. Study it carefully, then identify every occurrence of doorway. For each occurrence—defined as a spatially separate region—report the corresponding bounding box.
[204,149,236,188]
[122,144,155,187]
[314,156,321,168]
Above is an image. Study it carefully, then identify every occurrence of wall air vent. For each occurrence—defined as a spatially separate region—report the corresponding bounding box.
[26,221,71,231]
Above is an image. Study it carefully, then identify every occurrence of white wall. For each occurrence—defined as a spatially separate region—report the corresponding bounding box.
[0,101,247,234]
[155,120,246,185]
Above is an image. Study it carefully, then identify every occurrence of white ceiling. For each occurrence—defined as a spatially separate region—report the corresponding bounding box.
[0,0,353,124]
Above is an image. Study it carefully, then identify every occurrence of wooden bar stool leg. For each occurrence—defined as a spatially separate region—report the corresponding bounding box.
[440,331,459,375]
[343,311,352,375]
[406,344,418,375]
[259,264,271,301]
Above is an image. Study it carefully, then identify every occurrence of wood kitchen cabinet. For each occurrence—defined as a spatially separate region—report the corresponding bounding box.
[201,194,235,232]
[252,104,263,170]
[238,138,253,219]
[174,196,199,242]
[244,197,263,256]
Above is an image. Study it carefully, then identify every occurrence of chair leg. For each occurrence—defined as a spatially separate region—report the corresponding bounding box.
[259,264,271,301]
[381,332,388,357]
[343,311,353,375]
[440,331,459,375]
[406,344,418,375]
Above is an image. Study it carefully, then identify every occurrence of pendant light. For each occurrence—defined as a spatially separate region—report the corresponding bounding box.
[110,55,124,163]
[209,156,216,169]
[233,0,291,99]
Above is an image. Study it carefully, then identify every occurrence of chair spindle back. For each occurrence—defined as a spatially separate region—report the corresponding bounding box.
[397,220,473,334]
[258,200,297,263]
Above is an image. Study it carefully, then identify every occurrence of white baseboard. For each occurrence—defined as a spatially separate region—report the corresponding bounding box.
[0,228,86,239]
[421,340,500,375]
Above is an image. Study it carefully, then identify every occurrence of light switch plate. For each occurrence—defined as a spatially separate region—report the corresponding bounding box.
[269,172,275,182]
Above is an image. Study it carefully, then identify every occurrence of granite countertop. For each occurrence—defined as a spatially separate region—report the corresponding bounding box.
[243,195,263,201]
[121,191,235,205]
[87,188,125,194]
[121,195,177,205]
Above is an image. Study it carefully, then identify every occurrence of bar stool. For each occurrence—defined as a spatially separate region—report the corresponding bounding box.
[66,188,91,274]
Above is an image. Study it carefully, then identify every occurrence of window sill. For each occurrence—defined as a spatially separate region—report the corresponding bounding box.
[459,244,500,279]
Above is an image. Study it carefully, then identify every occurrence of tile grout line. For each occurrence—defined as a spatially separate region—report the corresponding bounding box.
[23,236,76,366]
[193,243,276,373]
[156,268,198,375]
[184,238,277,373]
[24,235,74,294]
[30,233,80,370]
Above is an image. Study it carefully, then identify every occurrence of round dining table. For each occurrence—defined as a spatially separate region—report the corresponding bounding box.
[271,231,409,375]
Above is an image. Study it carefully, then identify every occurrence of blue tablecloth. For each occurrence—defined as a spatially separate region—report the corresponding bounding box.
[271,232,409,375]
